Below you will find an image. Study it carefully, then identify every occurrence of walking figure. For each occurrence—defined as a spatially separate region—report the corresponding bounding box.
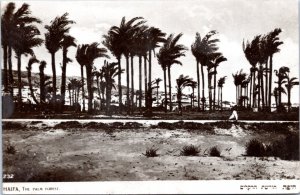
[229,106,238,121]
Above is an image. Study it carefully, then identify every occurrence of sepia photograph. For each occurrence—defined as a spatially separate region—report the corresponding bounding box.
[1,0,299,194]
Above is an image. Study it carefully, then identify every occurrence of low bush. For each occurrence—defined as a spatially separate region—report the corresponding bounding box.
[5,144,16,155]
[54,121,82,129]
[180,145,200,156]
[209,146,221,157]
[3,122,26,130]
[245,139,265,157]
[144,148,159,157]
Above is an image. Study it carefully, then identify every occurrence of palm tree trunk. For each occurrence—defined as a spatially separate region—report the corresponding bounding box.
[17,54,22,106]
[86,67,93,113]
[257,71,261,110]
[253,71,256,107]
[106,83,112,116]
[221,87,223,111]
[131,55,134,114]
[156,84,159,106]
[200,64,205,111]
[196,61,200,112]
[268,55,273,110]
[8,46,13,95]
[144,56,147,109]
[260,66,265,110]
[51,52,56,97]
[249,72,253,108]
[287,88,291,112]
[139,55,142,111]
[61,49,67,106]
[217,87,220,109]
[27,67,39,105]
[168,66,172,111]
[163,68,167,113]
[265,60,268,107]
[178,91,182,115]
[81,65,85,112]
[117,57,122,113]
[96,76,101,107]
[278,79,282,106]
[126,56,130,114]
[208,74,212,111]
[39,67,45,104]
[213,67,217,110]
[192,88,195,108]
[3,45,8,92]
[148,50,152,112]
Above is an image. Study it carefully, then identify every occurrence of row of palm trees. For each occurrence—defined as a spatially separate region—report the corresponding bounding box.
[232,66,299,112]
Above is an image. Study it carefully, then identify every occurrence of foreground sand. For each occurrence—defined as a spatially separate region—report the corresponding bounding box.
[3,121,300,181]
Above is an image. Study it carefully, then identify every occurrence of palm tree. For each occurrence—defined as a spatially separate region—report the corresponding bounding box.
[45,13,74,98]
[273,87,286,109]
[102,61,124,115]
[232,70,247,106]
[284,75,299,112]
[144,27,166,112]
[84,43,109,113]
[191,31,219,111]
[106,16,145,114]
[153,78,162,106]
[176,75,194,115]
[165,34,187,111]
[243,36,261,108]
[274,66,289,107]
[26,56,40,105]
[266,28,283,109]
[207,53,227,110]
[61,35,76,106]
[217,76,226,111]
[157,50,168,112]
[1,2,15,92]
[12,23,43,106]
[76,44,88,112]
[187,81,197,108]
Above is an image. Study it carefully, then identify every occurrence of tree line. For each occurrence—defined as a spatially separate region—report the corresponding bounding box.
[2,2,297,116]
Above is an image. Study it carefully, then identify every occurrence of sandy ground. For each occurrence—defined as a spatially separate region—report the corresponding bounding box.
[2,121,300,181]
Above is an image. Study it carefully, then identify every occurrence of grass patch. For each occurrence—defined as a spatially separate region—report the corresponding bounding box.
[180,145,200,156]
[5,145,16,155]
[143,148,159,157]
[245,139,266,157]
[209,146,221,157]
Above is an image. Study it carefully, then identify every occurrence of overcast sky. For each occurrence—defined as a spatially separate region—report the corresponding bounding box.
[1,0,299,103]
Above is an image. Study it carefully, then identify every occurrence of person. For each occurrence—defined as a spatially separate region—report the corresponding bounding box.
[229,105,238,121]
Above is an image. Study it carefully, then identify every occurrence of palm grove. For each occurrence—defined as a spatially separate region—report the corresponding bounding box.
[1,3,298,116]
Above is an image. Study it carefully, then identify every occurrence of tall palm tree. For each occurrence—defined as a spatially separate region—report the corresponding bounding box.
[102,61,124,115]
[217,76,226,111]
[106,16,145,114]
[176,75,194,115]
[76,44,89,112]
[144,27,166,112]
[61,35,76,106]
[243,36,261,108]
[284,75,299,112]
[207,53,227,110]
[1,2,15,92]
[12,23,43,106]
[274,66,289,107]
[166,34,187,111]
[191,31,219,111]
[45,13,74,98]
[84,43,109,113]
[26,56,40,105]
[266,28,283,109]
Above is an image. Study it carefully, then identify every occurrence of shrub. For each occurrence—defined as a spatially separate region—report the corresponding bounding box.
[211,121,232,129]
[3,122,26,130]
[210,146,221,157]
[5,144,16,155]
[54,121,82,129]
[144,148,159,157]
[180,145,200,156]
[245,139,265,157]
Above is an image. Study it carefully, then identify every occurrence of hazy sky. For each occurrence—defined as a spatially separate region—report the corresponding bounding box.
[1,0,299,103]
